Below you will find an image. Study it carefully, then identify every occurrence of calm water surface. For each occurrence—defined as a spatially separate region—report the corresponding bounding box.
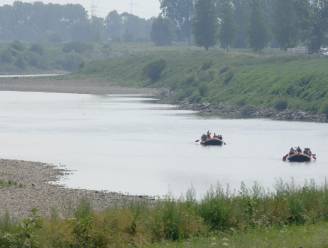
[0,91,327,197]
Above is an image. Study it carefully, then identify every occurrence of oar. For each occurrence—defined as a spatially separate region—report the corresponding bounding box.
[195,139,200,143]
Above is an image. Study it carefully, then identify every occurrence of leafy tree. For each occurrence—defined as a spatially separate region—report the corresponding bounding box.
[151,17,174,46]
[218,0,235,50]
[272,0,299,50]
[193,0,219,50]
[160,0,194,43]
[233,0,251,48]
[306,0,328,53]
[121,13,152,42]
[249,0,269,51]
[105,11,123,42]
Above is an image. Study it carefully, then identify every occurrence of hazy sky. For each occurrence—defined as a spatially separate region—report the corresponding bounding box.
[0,0,160,18]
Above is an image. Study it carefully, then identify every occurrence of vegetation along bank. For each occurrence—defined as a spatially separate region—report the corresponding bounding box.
[2,179,328,247]
[78,48,328,122]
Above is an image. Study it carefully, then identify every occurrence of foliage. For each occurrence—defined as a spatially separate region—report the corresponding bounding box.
[79,47,328,115]
[160,0,194,42]
[2,182,328,247]
[319,101,328,117]
[0,42,117,74]
[272,0,299,50]
[193,0,219,50]
[143,59,167,82]
[249,0,269,51]
[306,0,328,54]
[274,99,289,111]
[151,17,174,46]
[218,0,235,50]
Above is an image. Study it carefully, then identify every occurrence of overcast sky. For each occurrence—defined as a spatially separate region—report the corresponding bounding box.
[0,0,160,18]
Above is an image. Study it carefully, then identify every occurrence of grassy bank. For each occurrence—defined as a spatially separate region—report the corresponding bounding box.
[79,47,328,116]
[148,223,328,248]
[2,181,328,247]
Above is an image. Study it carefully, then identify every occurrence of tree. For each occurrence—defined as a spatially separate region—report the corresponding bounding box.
[218,0,235,50]
[233,0,251,48]
[151,17,174,46]
[105,11,123,42]
[160,0,194,43]
[306,0,328,53]
[249,0,269,51]
[272,0,299,50]
[193,0,219,50]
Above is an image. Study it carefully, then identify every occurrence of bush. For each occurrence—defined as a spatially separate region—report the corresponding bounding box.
[63,42,93,54]
[30,44,44,55]
[143,59,167,82]
[57,53,84,71]
[320,101,328,117]
[10,41,25,51]
[274,99,288,111]
[0,49,13,64]
[201,60,213,70]
[198,84,209,97]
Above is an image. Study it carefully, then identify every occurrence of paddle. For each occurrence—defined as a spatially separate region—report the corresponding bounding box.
[195,139,200,143]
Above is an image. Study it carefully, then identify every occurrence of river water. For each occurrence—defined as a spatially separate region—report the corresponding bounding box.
[0,91,327,197]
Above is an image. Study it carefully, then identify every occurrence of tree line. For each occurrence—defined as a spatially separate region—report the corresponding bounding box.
[152,0,328,53]
[0,2,152,43]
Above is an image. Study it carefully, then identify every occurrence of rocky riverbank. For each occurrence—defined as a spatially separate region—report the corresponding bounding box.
[179,101,328,123]
[0,159,152,219]
[158,90,328,123]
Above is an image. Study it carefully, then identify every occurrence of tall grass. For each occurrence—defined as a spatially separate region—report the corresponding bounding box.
[1,181,328,247]
[79,48,328,114]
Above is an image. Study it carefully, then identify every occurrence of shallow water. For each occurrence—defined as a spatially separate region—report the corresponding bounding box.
[0,91,327,197]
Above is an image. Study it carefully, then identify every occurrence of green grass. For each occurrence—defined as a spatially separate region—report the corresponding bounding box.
[147,223,328,248]
[2,182,328,247]
[0,180,19,188]
[78,46,328,114]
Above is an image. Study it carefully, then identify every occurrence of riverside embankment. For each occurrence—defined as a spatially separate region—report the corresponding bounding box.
[78,48,328,123]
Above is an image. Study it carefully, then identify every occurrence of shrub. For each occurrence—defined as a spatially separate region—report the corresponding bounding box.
[143,59,167,82]
[320,101,328,117]
[274,99,288,111]
[219,65,229,75]
[0,49,13,63]
[30,44,44,55]
[150,200,205,241]
[223,71,234,85]
[198,84,209,97]
[63,42,93,54]
[10,41,25,51]
[201,60,213,70]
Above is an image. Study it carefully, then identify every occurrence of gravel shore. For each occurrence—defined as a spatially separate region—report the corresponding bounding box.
[0,159,151,219]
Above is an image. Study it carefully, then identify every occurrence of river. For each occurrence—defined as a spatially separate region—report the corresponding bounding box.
[0,91,327,197]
